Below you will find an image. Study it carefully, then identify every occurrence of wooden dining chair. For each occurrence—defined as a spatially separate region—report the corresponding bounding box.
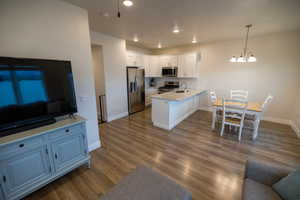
[221,98,248,141]
[209,90,223,129]
[209,89,217,105]
[244,95,274,139]
[230,90,249,101]
[262,95,274,112]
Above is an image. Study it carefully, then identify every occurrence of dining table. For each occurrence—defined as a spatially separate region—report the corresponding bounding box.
[212,98,263,140]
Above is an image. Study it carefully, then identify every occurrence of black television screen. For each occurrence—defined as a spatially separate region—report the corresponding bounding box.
[0,57,77,135]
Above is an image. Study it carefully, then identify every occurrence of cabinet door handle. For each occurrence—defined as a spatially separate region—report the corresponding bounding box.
[54,153,58,159]
[19,144,24,148]
[3,176,6,183]
[65,129,70,133]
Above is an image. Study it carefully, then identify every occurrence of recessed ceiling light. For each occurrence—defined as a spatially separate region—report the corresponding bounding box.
[123,0,133,7]
[192,36,197,43]
[158,43,162,48]
[133,36,139,42]
[173,26,180,34]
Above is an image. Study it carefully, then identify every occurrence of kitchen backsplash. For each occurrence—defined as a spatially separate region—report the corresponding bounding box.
[145,77,199,90]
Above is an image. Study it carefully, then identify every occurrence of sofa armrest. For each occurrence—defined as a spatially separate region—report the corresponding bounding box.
[245,160,292,186]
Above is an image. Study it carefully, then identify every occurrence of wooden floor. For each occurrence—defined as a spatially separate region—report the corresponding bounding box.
[25,109,300,200]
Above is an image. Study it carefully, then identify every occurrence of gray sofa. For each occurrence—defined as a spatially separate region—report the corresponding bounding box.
[243,160,292,200]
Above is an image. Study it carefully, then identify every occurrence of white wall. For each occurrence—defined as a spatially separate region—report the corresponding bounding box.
[91,45,106,118]
[152,31,300,124]
[0,0,101,151]
[200,31,300,123]
[90,32,128,121]
[293,89,300,135]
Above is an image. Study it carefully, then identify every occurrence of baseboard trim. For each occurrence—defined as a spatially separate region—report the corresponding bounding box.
[88,140,101,152]
[107,112,128,122]
[153,122,171,130]
[261,116,291,125]
[290,121,300,138]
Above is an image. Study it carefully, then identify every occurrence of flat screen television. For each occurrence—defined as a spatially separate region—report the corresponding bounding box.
[0,57,77,137]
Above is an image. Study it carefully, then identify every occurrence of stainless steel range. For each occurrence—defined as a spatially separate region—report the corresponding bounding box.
[158,81,180,94]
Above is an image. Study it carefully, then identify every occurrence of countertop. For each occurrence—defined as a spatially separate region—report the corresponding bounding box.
[0,115,86,146]
[151,89,207,101]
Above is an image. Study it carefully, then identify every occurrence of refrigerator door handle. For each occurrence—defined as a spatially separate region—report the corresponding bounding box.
[134,81,137,92]
[130,82,133,93]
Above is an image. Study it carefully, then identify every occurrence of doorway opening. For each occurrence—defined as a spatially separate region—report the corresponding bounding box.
[91,45,107,123]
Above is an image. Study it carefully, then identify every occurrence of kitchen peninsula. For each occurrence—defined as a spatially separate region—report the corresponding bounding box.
[151,89,206,130]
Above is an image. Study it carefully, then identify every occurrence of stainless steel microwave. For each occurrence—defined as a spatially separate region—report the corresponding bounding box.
[162,67,178,77]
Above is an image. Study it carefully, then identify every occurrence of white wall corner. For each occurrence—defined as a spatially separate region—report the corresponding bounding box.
[88,140,101,152]
[290,121,300,138]
[107,112,129,122]
[153,122,171,130]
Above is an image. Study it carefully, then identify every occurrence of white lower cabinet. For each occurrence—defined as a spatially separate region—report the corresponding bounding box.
[0,145,51,200]
[152,93,202,130]
[0,118,90,200]
[51,133,86,172]
[0,184,4,200]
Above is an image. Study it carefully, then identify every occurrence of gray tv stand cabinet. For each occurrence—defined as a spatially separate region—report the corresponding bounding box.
[0,115,90,200]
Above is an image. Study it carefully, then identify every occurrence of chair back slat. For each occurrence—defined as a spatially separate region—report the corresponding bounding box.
[209,89,217,106]
[225,114,243,120]
[262,95,273,112]
[230,90,248,101]
[222,98,248,120]
[220,98,248,141]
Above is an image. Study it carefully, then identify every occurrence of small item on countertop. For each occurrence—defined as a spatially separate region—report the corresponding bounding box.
[150,78,156,87]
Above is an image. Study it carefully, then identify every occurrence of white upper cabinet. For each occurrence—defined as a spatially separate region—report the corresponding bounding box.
[126,51,143,67]
[143,55,150,77]
[159,55,178,67]
[178,53,199,78]
[126,51,200,78]
[147,56,161,77]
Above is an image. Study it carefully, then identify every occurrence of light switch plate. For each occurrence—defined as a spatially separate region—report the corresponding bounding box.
[79,96,89,102]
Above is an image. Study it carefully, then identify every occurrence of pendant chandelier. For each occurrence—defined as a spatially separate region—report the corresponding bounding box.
[230,24,256,63]
[116,0,134,18]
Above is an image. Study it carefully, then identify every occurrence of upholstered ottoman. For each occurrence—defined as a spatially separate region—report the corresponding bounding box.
[100,165,192,200]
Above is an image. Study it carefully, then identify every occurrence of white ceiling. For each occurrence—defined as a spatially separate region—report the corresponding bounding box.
[63,0,300,49]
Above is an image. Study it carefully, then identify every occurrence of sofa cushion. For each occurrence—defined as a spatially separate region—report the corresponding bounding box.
[100,165,192,200]
[272,168,300,200]
[243,178,282,200]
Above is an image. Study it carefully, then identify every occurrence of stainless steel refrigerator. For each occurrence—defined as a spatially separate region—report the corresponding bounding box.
[127,67,145,114]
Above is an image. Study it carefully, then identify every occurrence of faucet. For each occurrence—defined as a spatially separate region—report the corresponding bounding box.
[181,81,188,90]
